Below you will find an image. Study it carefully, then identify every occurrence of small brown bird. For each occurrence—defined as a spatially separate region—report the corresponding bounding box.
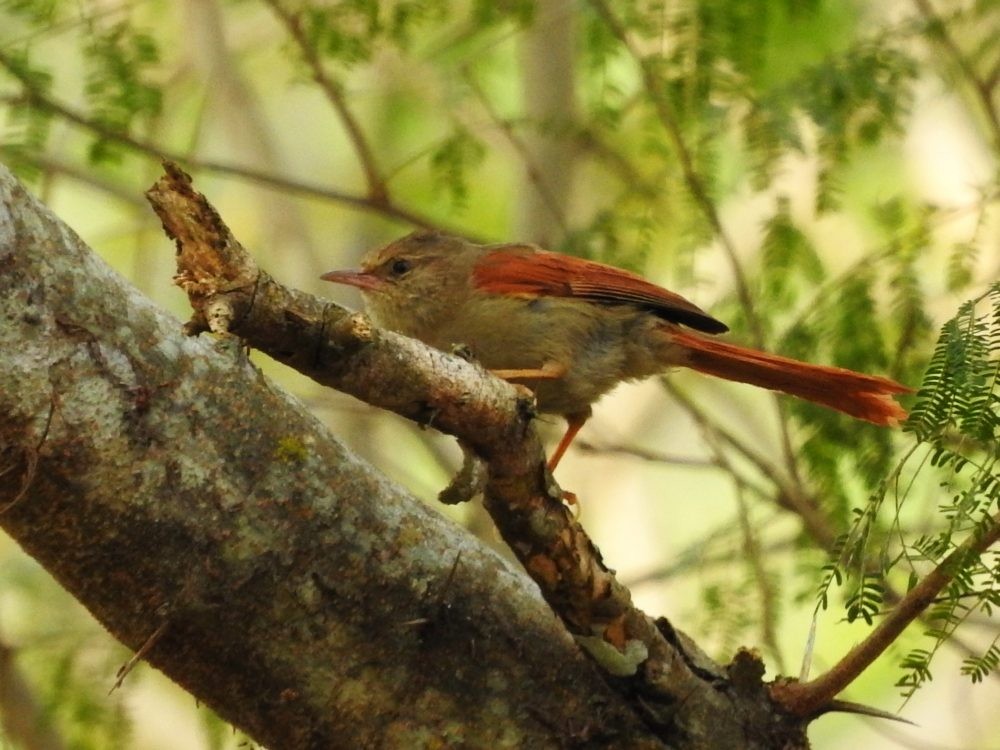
[322,230,910,469]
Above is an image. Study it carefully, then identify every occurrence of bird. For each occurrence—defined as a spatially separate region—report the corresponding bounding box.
[322,230,911,470]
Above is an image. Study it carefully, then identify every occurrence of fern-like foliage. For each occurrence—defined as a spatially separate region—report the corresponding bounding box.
[0,46,53,179]
[299,0,449,63]
[1,2,162,169]
[429,125,486,209]
[961,637,1000,684]
[819,282,1000,697]
[908,284,1000,444]
[757,197,824,320]
[81,21,160,163]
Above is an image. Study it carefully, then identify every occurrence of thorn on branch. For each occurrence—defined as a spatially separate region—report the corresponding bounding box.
[110,619,170,694]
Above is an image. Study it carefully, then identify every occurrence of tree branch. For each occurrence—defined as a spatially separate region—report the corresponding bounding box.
[261,0,388,202]
[0,50,461,235]
[464,68,569,238]
[910,0,1000,152]
[772,512,1000,717]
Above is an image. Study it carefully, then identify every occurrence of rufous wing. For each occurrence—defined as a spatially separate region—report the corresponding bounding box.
[472,246,729,334]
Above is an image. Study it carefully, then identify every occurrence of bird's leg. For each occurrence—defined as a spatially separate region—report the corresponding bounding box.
[547,409,591,472]
[488,361,583,489]
[489,361,567,381]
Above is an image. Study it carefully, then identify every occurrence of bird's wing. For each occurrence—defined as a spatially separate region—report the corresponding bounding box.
[473,246,729,335]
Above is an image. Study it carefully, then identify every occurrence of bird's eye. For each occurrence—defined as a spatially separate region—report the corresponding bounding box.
[389,258,412,276]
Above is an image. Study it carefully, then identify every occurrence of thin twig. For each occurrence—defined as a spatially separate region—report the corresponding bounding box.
[262,0,387,201]
[625,528,796,588]
[772,512,1000,717]
[733,479,788,675]
[664,381,838,550]
[573,438,718,467]
[910,0,1000,152]
[586,0,763,346]
[0,52,467,236]
[984,55,1000,95]
[573,127,659,198]
[110,620,169,693]
[693,408,788,673]
[0,150,148,207]
[462,68,568,233]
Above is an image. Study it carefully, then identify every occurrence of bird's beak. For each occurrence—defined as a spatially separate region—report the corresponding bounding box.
[320,269,383,291]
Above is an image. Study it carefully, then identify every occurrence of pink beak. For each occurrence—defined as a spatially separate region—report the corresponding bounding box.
[320,269,383,291]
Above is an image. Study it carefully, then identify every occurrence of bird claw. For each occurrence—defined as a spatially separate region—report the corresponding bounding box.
[449,343,477,362]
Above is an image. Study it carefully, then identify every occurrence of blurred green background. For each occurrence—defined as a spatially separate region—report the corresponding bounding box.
[1,0,998,748]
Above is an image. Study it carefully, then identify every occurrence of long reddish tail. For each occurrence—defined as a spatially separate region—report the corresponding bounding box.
[669,330,912,426]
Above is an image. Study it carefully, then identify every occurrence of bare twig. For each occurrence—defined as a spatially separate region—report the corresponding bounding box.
[573,438,718,467]
[463,68,568,234]
[0,150,148,207]
[110,620,169,693]
[734,479,787,675]
[911,0,1000,152]
[624,526,796,588]
[574,127,659,198]
[985,55,1000,95]
[664,382,838,550]
[262,0,387,201]
[686,403,788,674]
[0,51,465,236]
[184,0,321,269]
[821,700,915,725]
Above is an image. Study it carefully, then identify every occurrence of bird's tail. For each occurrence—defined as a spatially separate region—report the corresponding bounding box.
[669,330,912,426]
